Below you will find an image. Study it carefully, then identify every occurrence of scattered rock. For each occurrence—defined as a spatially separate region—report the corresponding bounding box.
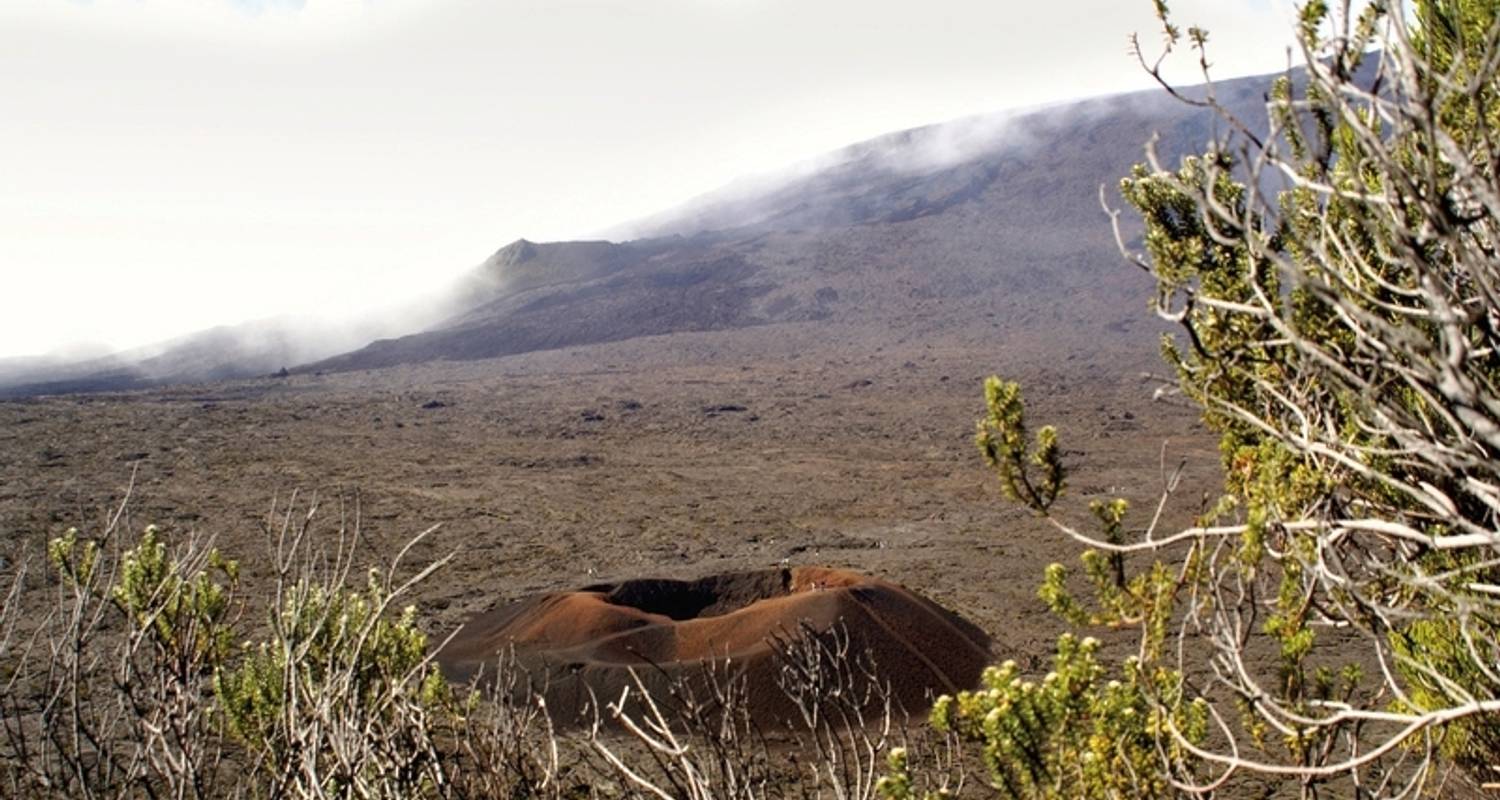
[498,454,598,469]
[421,400,448,410]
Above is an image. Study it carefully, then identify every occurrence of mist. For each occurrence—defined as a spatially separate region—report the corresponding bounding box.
[609,83,1193,242]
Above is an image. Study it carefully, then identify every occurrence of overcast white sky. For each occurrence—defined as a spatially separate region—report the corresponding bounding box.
[0,0,1299,359]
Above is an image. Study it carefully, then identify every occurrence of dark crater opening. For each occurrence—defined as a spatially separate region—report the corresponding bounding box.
[588,568,793,621]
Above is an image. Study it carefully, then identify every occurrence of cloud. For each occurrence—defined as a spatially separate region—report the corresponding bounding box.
[227,0,309,14]
[1,0,436,45]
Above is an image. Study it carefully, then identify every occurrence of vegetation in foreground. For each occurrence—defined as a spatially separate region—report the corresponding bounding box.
[4,496,973,799]
[900,1,1500,797]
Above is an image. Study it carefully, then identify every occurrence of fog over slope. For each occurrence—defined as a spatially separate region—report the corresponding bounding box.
[307,73,1270,375]
[2,72,1272,397]
[0,273,495,397]
[607,88,1189,241]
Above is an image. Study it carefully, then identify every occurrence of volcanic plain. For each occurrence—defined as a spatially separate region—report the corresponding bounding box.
[0,317,1221,674]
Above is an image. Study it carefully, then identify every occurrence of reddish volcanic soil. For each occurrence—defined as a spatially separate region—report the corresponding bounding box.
[438,565,992,725]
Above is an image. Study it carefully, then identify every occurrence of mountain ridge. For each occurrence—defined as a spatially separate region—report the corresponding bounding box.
[302,72,1274,376]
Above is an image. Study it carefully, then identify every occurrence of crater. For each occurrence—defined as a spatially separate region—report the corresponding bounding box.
[587,569,792,621]
[438,567,992,726]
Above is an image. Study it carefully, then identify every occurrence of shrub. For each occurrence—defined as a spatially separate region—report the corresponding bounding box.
[932,0,1500,795]
[214,569,453,798]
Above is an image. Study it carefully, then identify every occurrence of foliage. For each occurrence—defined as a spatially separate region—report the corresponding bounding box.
[883,382,1210,800]
[913,0,1500,796]
[28,521,241,798]
[214,573,445,744]
[2,499,493,800]
[106,524,239,670]
[975,377,1065,514]
[897,634,1205,800]
[214,570,453,798]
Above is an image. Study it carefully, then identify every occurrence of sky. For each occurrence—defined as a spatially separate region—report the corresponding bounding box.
[0,0,1300,360]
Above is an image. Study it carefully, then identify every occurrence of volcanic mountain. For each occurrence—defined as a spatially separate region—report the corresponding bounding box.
[305,74,1269,376]
[2,72,1274,396]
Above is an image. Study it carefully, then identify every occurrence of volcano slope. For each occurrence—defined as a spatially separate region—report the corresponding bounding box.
[304,72,1273,379]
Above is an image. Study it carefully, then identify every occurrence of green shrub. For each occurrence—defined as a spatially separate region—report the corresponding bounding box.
[215,568,454,797]
[32,517,461,799]
[923,0,1500,793]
